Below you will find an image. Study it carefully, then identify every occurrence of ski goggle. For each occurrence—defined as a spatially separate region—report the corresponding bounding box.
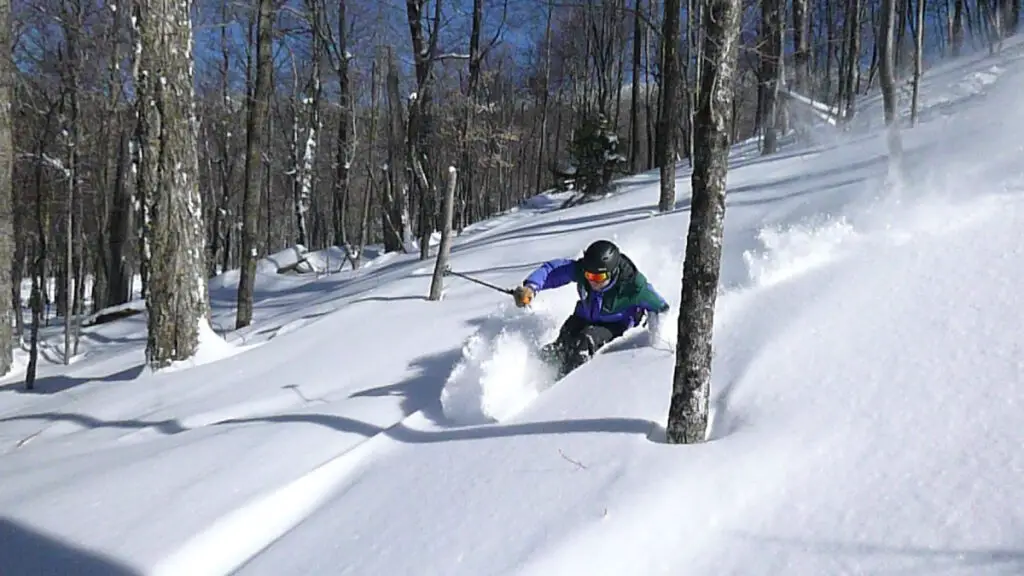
[584,270,610,283]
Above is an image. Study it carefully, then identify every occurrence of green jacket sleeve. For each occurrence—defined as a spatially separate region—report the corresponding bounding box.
[633,272,670,312]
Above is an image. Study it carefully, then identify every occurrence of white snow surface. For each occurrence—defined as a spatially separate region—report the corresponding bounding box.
[4,41,1024,575]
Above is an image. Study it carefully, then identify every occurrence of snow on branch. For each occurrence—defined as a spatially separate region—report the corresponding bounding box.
[18,152,71,178]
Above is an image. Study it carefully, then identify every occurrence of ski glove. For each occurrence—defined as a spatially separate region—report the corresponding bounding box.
[513,285,535,308]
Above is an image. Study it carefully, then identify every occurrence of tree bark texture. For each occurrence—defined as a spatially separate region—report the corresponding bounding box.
[135,0,211,368]
[666,0,742,445]
[428,167,457,301]
[0,0,13,375]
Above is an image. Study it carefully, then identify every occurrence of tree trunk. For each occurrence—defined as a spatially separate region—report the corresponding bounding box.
[666,0,742,445]
[459,0,482,231]
[761,0,783,154]
[129,2,147,302]
[356,55,380,269]
[911,0,926,125]
[687,0,702,168]
[209,0,233,277]
[135,0,211,368]
[534,1,553,194]
[107,130,134,305]
[792,0,809,95]
[952,0,964,55]
[27,247,42,390]
[657,0,681,212]
[381,46,406,253]
[236,0,274,329]
[405,0,439,261]
[428,167,457,301]
[293,9,321,249]
[332,0,352,261]
[844,0,862,121]
[60,0,81,365]
[629,0,642,173]
[0,0,12,376]
[879,0,903,172]
[25,135,50,389]
[93,0,124,314]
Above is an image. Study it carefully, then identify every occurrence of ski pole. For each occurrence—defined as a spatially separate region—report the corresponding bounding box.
[443,265,514,295]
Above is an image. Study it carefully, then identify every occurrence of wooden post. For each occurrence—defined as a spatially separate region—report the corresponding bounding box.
[429,166,458,301]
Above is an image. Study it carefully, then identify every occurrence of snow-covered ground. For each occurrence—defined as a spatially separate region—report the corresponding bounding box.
[3,39,1024,576]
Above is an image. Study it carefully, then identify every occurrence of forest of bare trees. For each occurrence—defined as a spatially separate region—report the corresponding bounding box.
[0,0,1016,386]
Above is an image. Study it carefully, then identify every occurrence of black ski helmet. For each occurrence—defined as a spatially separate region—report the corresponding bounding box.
[582,240,621,275]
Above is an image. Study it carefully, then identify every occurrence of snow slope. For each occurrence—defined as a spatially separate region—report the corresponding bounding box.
[3,38,1024,575]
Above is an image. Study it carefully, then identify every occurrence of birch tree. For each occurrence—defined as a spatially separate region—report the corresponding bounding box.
[666,0,742,444]
[287,15,320,250]
[133,0,210,368]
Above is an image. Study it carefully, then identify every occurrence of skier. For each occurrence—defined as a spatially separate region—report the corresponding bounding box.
[512,239,670,376]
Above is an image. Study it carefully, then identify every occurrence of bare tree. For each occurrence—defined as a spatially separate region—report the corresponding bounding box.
[666,0,742,445]
[236,0,275,329]
[911,0,926,125]
[330,0,355,266]
[629,0,643,173]
[405,0,440,262]
[288,0,322,250]
[0,0,12,376]
[656,0,680,212]
[792,0,809,95]
[878,0,903,174]
[58,0,82,364]
[134,0,210,368]
[428,166,456,301]
[760,0,783,154]
[842,0,863,121]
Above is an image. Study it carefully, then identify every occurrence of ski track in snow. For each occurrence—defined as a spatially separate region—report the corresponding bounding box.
[151,412,415,576]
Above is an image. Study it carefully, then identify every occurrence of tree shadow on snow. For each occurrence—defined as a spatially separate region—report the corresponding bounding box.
[0,517,140,575]
[733,532,1024,575]
[346,295,429,305]
[0,364,145,395]
[348,348,464,427]
[0,410,188,435]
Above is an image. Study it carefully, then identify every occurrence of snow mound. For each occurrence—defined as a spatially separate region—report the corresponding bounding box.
[156,319,248,374]
[440,309,562,425]
[257,246,306,274]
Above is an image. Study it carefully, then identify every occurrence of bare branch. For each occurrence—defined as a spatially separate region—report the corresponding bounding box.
[558,448,588,470]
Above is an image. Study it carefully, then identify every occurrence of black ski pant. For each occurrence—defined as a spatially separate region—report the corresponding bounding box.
[540,314,628,376]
